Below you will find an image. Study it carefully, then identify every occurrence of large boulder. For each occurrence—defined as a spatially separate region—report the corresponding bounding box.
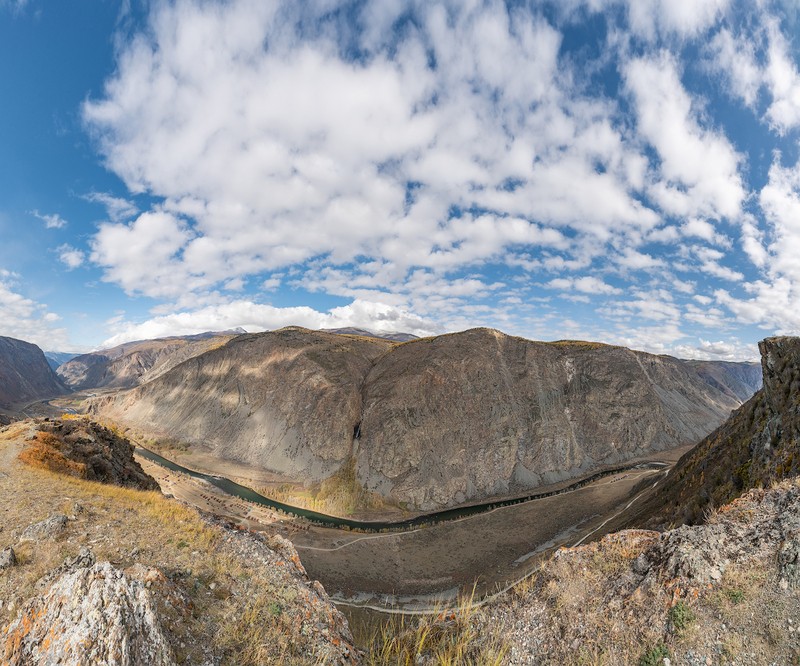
[2,551,175,666]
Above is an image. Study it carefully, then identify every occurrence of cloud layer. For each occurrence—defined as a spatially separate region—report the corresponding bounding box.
[49,0,800,358]
[0,271,70,351]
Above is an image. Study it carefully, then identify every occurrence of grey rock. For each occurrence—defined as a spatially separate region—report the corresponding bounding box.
[2,560,176,666]
[19,514,67,542]
[632,552,650,576]
[778,537,800,588]
[0,547,17,570]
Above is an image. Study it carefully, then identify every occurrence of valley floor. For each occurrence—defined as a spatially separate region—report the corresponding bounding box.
[138,445,688,612]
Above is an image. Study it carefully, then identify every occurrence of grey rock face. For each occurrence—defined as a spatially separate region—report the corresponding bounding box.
[0,336,65,409]
[0,548,16,571]
[2,557,175,666]
[92,328,758,511]
[779,538,800,588]
[90,328,390,483]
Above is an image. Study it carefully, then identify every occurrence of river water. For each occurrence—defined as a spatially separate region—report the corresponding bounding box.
[135,446,663,532]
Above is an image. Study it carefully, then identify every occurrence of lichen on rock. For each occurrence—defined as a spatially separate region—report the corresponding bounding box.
[2,552,176,666]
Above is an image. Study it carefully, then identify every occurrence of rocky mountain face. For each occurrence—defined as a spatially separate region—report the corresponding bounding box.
[57,331,242,391]
[90,327,759,511]
[630,336,800,529]
[684,359,764,402]
[0,336,65,409]
[91,328,393,481]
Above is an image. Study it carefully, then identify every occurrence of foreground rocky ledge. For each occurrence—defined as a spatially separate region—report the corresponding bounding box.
[0,420,359,665]
[482,479,800,665]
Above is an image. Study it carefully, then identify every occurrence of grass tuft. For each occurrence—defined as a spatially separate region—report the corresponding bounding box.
[364,589,507,666]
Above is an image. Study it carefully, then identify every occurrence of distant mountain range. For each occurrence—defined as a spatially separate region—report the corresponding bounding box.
[88,326,762,512]
[43,351,78,371]
[57,330,246,391]
[321,327,420,342]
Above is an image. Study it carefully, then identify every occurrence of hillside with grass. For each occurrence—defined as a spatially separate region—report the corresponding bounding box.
[0,418,358,665]
[475,478,800,665]
[626,336,800,529]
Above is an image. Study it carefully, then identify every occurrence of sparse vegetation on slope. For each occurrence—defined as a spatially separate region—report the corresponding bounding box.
[479,480,800,665]
[0,420,358,664]
[366,590,507,666]
[631,336,800,528]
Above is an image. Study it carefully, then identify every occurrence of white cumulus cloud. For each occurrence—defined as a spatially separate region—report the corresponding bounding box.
[100,298,439,348]
[0,271,70,350]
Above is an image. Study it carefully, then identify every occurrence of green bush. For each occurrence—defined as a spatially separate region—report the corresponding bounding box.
[669,600,696,632]
[639,643,669,666]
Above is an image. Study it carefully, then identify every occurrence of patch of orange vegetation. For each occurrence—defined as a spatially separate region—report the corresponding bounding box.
[17,431,87,479]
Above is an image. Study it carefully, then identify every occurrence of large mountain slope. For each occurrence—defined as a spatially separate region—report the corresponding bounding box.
[90,327,760,511]
[631,336,800,529]
[481,336,800,664]
[57,331,243,391]
[0,336,65,408]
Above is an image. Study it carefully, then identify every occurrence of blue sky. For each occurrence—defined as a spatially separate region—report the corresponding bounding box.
[2,0,800,360]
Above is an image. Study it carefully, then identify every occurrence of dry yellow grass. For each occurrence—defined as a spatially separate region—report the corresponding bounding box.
[365,589,507,666]
[17,432,88,479]
[0,427,350,664]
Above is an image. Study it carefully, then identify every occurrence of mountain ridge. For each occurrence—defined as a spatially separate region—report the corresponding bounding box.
[0,336,65,409]
[88,326,761,511]
[627,335,800,529]
[57,330,244,391]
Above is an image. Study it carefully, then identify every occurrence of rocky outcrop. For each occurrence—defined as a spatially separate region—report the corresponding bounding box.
[91,327,759,511]
[0,548,16,571]
[19,514,68,542]
[631,336,800,528]
[0,336,65,408]
[3,549,176,666]
[20,419,160,491]
[57,331,242,391]
[486,479,800,665]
